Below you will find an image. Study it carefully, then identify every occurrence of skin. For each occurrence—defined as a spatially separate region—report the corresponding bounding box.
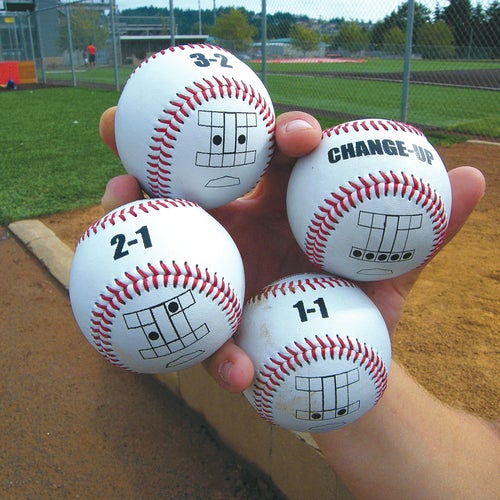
[100,107,499,498]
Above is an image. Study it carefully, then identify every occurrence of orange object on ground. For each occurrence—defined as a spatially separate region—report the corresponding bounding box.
[0,60,37,85]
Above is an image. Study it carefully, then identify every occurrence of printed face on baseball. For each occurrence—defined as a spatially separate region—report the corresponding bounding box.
[287,119,452,281]
[69,198,245,373]
[115,44,275,209]
[235,273,391,432]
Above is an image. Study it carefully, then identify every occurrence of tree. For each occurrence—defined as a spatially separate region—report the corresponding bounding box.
[211,8,256,52]
[57,5,109,53]
[382,26,405,55]
[268,12,295,39]
[484,1,500,57]
[289,24,320,55]
[416,20,455,59]
[333,21,369,53]
[370,2,432,47]
[442,0,473,55]
[468,4,487,56]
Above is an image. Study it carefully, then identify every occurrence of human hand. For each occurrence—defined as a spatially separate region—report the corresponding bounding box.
[99,107,485,392]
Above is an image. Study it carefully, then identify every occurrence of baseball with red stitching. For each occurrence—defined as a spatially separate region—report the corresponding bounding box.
[114,44,275,209]
[286,119,452,281]
[235,273,391,432]
[69,198,245,373]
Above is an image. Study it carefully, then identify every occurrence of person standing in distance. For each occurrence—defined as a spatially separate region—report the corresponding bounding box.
[86,43,96,68]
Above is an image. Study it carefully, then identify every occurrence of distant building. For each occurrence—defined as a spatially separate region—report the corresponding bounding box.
[2,0,35,12]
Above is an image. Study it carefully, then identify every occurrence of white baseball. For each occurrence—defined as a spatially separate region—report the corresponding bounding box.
[287,119,452,281]
[235,273,391,432]
[115,44,275,209]
[69,198,245,373]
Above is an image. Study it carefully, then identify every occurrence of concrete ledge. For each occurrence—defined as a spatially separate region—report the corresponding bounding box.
[8,219,73,289]
[466,139,500,146]
[11,219,353,500]
[157,366,353,499]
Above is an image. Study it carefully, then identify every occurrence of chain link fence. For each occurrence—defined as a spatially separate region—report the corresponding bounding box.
[1,1,498,140]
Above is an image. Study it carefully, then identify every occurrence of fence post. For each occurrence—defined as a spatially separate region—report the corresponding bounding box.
[400,0,415,122]
[261,0,267,86]
[169,0,175,47]
[26,13,36,63]
[19,13,29,60]
[110,0,120,92]
[34,8,46,84]
[65,5,77,87]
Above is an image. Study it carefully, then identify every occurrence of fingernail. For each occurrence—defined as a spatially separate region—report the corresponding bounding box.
[219,360,233,385]
[285,119,314,133]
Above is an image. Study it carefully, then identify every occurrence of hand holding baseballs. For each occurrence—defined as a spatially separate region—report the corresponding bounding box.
[99,108,485,393]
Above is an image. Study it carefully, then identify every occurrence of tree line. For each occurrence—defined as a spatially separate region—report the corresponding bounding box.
[61,1,499,60]
[121,1,499,59]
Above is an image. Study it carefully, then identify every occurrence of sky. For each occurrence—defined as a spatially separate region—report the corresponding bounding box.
[114,0,494,23]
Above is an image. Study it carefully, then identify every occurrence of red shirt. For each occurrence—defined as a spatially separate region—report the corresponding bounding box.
[86,45,96,55]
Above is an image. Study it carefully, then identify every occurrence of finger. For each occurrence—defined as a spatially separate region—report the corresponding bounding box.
[361,166,486,333]
[99,106,118,156]
[398,166,485,285]
[202,339,255,393]
[101,174,143,213]
[444,166,485,244]
[247,112,322,202]
[274,111,322,162]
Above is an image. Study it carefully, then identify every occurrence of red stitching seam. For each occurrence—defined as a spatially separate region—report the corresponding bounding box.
[323,118,425,138]
[253,334,388,424]
[304,171,448,268]
[148,76,275,198]
[248,274,357,303]
[89,260,242,371]
[78,198,198,243]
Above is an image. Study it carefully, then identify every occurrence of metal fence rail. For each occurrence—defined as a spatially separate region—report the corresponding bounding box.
[1,1,498,140]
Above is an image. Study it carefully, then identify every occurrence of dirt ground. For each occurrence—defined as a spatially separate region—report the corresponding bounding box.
[1,235,282,497]
[40,141,499,419]
[1,141,497,498]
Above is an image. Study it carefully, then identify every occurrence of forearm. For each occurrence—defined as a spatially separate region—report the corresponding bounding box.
[313,362,500,499]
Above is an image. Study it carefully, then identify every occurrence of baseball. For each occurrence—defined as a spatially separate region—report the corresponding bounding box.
[286,119,452,281]
[69,198,245,373]
[115,44,275,209]
[235,273,391,432]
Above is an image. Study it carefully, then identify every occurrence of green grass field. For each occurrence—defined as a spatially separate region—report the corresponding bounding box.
[267,74,499,136]
[1,56,498,224]
[44,57,499,138]
[0,87,123,225]
[45,57,498,81]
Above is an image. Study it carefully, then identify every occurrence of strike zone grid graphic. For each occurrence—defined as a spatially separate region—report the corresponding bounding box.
[350,210,423,263]
[196,110,258,168]
[123,289,209,361]
[295,367,361,421]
